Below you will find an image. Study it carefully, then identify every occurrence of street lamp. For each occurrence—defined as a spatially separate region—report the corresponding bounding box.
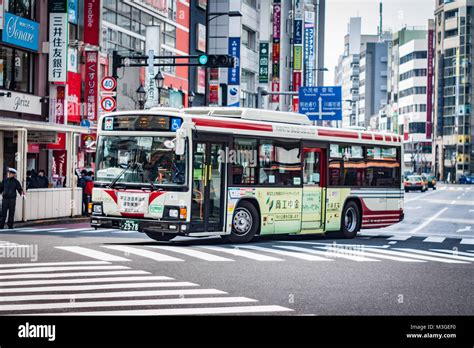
[188,91,195,107]
[136,85,146,110]
[154,70,165,106]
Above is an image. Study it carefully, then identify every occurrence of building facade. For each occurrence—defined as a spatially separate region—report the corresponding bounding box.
[385,24,435,174]
[433,0,473,181]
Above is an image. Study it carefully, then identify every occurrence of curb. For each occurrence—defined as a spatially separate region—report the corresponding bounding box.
[14,217,90,228]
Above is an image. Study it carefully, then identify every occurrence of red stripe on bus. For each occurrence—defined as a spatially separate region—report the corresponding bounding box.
[121,212,145,218]
[192,118,273,132]
[374,134,384,141]
[104,190,118,203]
[361,133,373,140]
[360,199,403,217]
[317,129,359,139]
[149,191,165,204]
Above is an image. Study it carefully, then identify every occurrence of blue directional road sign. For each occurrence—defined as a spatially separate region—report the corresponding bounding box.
[298,86,342,121]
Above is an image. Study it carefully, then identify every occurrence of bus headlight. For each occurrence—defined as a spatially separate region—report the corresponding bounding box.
[168,209,179,218]
[93,203,103,215]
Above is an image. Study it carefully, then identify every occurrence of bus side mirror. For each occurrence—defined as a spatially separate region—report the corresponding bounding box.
[175,138,185,156]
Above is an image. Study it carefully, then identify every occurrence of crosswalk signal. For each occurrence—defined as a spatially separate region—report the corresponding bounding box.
[198,54,235,68]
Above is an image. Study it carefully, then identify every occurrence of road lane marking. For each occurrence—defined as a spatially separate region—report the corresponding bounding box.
[0,265,129,274]
[367,248,468,264]
[48,305,294,316]
[80,229,120,233]
[387,235,412,241]
[0,296,258,312]
[409,207,448,234]
[404,188,443,203]
[312,246,425,262]
[460,239,474,245]
[387,241,397,245]
[147,246,234,262]
[279,240,388,249]
[0,270,150,280]
[102,246,184,262]
[0,276,174,287]
[199,246,284,261]
[49,228,100,233]
[456,226,472,233]
[0,289,228,302]
[275,245,376,261]
[422,237,446,243]
[398,249,474,262]
[56,246,132,262]
[0,261,110,269]
[0,281,199,293]
[432,249,474,257]
[237,245,334,261]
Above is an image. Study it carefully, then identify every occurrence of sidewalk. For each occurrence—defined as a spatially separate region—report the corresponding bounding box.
[14,216,90,228]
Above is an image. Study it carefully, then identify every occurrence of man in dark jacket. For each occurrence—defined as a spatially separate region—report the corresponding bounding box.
[36,170,49,188]
[0,168,25,229]
[77,169,89,216]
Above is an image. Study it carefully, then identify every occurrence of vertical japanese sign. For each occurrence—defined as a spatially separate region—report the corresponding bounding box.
[85,51,99,122]
[83,0,100,46]
[196,23,206,52]
[55,86,66,124]
[145,26,160,109]
[271,1,281,103]
[196,67,205,94]
[228,37,241,107]
[48,0,68,83]
[259,42,269,83]
[304,10,315,86]
[426,28,434,139]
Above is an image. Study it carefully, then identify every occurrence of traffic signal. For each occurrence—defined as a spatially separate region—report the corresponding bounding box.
[198,54,236,68]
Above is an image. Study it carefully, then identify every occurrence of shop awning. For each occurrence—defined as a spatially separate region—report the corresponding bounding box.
[0,117,91,134]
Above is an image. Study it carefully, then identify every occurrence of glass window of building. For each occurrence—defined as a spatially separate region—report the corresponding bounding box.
[7,0,36,20]
[0,46,32,93]
[242,27,256,51]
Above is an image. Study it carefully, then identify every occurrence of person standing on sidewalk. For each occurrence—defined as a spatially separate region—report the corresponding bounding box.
[0,168,25,229]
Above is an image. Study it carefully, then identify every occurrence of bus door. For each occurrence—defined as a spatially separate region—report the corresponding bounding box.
[301,145,326,233]
[190,135,229,232]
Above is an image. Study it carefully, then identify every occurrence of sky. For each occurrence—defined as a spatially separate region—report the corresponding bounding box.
[324,0,436,85]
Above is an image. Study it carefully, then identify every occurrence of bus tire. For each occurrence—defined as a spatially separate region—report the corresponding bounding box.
[225,201,260,243]
[145,232,175,242]
[341,201,360,239]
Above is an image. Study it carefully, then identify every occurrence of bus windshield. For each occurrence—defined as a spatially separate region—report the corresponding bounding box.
[96,135,186,186]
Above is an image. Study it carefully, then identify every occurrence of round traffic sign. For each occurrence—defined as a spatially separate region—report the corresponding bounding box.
[101,76,117,92]
[101,96,117,112]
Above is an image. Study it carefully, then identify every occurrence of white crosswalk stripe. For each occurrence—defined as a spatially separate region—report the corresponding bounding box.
[0,265,129,274]
[365,248,468,264]
[0,261,109,269]
[311,246,424,262]
[422,236,446,243]
[431,249,474,258]
[460,239,474,245]
[147,246,234,262]
[199,246,284,261]
[394,248,474,262]
[0,261,292,315]
[56,246,132,262]
[274,245,375,261]
[102,245,184,262]
[0,270,150,280]
[387,235,412,241]
[236,245,333,261]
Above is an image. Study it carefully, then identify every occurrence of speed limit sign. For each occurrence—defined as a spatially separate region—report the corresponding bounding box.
[101,77,117,92]
[101,96,117,112]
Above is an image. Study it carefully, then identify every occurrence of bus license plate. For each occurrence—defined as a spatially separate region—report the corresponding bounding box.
[121,220,139,232]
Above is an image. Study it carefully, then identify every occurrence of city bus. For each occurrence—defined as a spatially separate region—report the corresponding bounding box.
[91,107,404,243]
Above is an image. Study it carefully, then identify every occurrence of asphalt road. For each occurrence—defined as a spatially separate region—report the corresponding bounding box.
[0,183,473,316]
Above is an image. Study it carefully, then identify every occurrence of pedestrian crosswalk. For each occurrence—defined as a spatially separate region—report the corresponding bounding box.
[53,242,474,265]
[0,260,292,315]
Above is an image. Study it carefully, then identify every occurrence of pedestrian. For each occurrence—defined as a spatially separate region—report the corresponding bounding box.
[0,168,25,229]
[36,170,49,189]
[26,170,32,190]
[84,171,94,217]
[28,169,39,189]
[77,169,89,216]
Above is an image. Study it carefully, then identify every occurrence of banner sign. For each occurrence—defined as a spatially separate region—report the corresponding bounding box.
[197,67,205,94]
[49,12,68,83]
[294,20,303,45]
[209,84,219,104]
[2,13,39,51]
[196,23,206,52]
[294,46,303,71]
[271,2,281,103]
[227,86,240,107]
[68,0,78,24]
[292,71,302,92]
[52,150,67,178]
[259,42,269,83]
[304,11,315,86]
[85,51,99,122]
[228,37,240,85]
[84,0,100,45]
[426,28,434,139]
[272,4,281,42]
[54,85,66,124]
[67,71,81,123]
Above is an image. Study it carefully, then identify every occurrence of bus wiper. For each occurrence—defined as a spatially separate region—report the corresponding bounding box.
[108,149,137,189]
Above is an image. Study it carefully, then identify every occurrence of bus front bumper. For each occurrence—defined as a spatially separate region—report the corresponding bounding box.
[90,216,189,234]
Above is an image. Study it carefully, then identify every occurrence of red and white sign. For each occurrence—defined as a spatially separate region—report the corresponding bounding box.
[81,133,96,148]
[196,67,205,94]
[292,71,302,92]
[53,86,66,124]
[47,132,66,150]
[85,51,99,122]
[209,84,219,104]
[67,71,81,123]
[271,79,279,103]
[52,150,67,177]
[101,76,117,92]
[84,0,101,46]
[101,96,117,112]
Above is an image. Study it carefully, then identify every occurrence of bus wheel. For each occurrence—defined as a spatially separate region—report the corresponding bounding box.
[341,201,360,239]
[145,232,175,242]
[225,201,260,243]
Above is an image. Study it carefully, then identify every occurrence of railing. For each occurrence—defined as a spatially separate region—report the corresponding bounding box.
[14,188,83,222]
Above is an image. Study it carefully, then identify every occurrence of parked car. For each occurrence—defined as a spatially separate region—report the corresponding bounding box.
[459,175,474,184]
[421,174,437,190]
[404,175,428,192]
